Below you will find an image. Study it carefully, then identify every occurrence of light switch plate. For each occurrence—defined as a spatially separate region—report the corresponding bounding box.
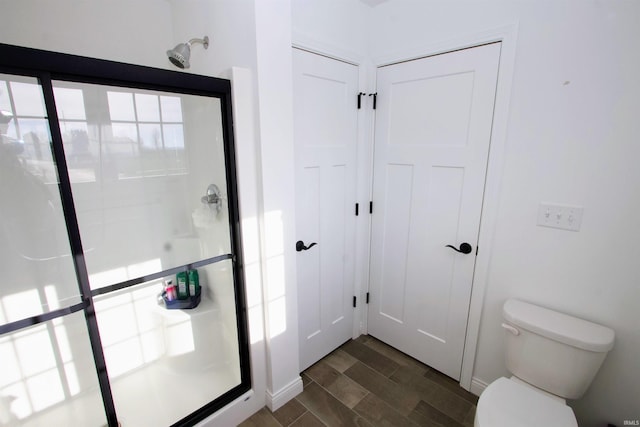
[537,203,584,231]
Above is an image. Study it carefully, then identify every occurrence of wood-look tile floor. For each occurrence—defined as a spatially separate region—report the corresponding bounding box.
[239,335,478,427]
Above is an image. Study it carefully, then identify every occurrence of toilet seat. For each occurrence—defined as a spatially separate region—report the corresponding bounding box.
[475,377,578,427]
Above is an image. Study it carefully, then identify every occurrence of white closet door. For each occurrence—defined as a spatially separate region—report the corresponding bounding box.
[293,48,359,371]
[368,43,501,380]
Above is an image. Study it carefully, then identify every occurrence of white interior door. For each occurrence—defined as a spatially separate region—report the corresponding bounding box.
[293,48,359,371]
[367,43,501,380]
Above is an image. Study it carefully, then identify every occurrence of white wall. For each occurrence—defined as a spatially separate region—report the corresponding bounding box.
[252,0,304,410]
[365,1,640,426]
[292,0,369,60]
[0,1,173,68]
[168,0,258,77]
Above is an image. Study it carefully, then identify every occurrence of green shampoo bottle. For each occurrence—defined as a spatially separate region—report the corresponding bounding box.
[188,269,200,297]
[176,271,189,300]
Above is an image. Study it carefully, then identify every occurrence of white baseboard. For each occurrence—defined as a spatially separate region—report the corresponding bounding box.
[470,377,490,397]
[265,376,304,411]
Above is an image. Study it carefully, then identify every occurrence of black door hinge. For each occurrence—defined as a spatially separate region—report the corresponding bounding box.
[357,92,366,109]
[366,292,370,304]
[353,296,357,308]
[355,203,359,216]
[369,93,377,109]
[369,201,373,214]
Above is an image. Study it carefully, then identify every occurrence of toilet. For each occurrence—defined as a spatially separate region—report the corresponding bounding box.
[475,299,615,427]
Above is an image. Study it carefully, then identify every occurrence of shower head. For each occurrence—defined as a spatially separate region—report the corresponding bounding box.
[166,36,209,69]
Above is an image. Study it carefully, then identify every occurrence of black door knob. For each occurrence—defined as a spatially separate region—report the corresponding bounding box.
[445,242,473,254]
[296,240,317,252]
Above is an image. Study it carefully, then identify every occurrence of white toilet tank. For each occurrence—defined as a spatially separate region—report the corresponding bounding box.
[502,299,615,400]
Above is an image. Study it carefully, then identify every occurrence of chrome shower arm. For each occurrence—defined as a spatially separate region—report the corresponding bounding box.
[188,36,209,49]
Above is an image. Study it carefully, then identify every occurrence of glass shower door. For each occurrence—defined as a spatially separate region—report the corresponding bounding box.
[0,41,250,427]
[0,74,107,426]
[52,81,243,426]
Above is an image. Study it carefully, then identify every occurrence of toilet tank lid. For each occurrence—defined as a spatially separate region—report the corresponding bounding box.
[503,299,615,352]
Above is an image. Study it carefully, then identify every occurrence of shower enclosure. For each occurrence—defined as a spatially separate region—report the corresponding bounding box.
[0,44,250,426]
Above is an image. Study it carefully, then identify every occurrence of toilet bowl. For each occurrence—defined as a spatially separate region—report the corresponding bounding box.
[475,377,577,427]
[474,299,614,427]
